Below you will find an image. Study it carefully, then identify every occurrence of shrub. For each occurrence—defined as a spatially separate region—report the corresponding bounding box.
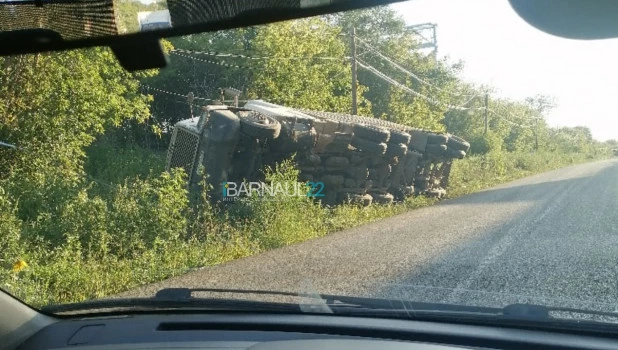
[468,132,504,155]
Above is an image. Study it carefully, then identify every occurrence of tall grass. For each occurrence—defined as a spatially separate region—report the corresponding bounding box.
[1,144,611,308]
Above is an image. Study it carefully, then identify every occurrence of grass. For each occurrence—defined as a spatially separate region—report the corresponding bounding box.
[2,144,612,308]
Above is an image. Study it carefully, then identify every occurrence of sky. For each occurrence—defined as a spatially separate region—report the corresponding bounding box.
[391,0,618,141]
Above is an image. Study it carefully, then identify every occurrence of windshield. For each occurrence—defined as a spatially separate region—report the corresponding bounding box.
[2,0,618,329]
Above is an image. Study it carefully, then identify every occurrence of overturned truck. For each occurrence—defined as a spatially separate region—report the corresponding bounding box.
[166,100,470,206]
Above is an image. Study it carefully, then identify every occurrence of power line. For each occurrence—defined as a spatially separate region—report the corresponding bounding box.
[170,51,249,69]
[356,59,485,111]
[139,83,214,102]
[355,36,476,99]
[486,108,535,128]
[140,84,253,107]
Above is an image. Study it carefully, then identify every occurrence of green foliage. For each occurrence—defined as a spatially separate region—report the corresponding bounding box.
[226,159,328,250]
[248,18,371,114]
[84,137,167,188]
[1,5,613,309]
[0,48,151,189]
[468,132,504,155]
[0,188,24,286]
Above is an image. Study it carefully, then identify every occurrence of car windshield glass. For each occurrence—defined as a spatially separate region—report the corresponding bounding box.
[2,0,618,329]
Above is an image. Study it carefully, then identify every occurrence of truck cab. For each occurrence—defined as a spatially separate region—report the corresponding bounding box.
[137,10,172,31]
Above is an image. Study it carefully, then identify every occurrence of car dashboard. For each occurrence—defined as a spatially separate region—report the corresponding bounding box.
[14,313,618,350]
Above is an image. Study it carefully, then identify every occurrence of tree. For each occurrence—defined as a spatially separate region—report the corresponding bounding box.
[248,18,370,114]
[333,6,464,126]
[0,48,152,220]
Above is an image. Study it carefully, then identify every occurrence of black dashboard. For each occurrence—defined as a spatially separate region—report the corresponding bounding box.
[14,313,618,350]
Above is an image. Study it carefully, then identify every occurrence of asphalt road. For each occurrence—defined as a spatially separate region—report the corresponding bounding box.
[120,159,618,311]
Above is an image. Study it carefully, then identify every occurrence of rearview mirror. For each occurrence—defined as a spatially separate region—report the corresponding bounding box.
[0,0,405,61]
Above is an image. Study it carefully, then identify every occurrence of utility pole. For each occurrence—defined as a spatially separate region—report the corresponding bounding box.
[431,24,438,65]
[484,92,489,135]
[534,116,539,151]
[187,91,195,119]
[350,27,358,115]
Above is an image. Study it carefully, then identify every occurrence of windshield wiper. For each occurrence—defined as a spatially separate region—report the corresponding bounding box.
[323,294,618,321]
[43,287,618,328]
[42,291,303,316]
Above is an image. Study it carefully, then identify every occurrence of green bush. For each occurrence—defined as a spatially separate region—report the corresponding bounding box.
[468,132,504,155]
[84,137,166,189]
[1,146,610,308]
[0,188,24,287]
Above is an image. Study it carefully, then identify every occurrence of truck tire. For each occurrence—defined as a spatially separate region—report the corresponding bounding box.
[403,185,415,196]
[306,153,321,165]
[239,111,281,139]
[447,134,470,152]
[299,174,314,182]
[415,178,430,191]
[389,129,412,145]
[386,142,408,158]
[425,144,448,155]
[448,149,466,159]
[427,188,446,198]
[353,124,390,143]
[409,129,429,152]
[427,133,448,145]
[355,193,374,207]
[390,187,406,202]
[344,178,357,188]
[322,174,344,186]
[324,156,350,168]
[374,163,392,179]
[299,166,318,173]
[372,192,394,205]
[351,137,387,155]
[339,192,372,207]
[348,167,369,183]
[350,153,365,165]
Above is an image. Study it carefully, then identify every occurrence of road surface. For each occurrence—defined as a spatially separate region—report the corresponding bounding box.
[120,159,618,311]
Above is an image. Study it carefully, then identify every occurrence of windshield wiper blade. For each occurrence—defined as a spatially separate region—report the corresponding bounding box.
[153,287,299,299]
[42,296,301,316]
[503,303,618,322]
[43,287,618,326]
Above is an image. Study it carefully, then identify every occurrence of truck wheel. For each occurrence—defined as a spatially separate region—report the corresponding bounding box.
[340,192,372,206]
[346,166,369,183]
[409,129,429,152]
[351,137,387,155]
[305,153,321,165]
[344,178,357,188]
[426,188,446,198]
[239,111,281,139]
[324,156,350,168]
[353,124,390,143]
[299,174,314,182]
[403,185,415,196]
[322,174,344,186]
[353,193,373,206]
[448,149,466,159]
[390,187,406,202]
[427,133,448,145]
[389,130,411,145]
[386,142,408,158]
[372,192,394,205]
[425,144,448,155]
[447,134,470,152]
